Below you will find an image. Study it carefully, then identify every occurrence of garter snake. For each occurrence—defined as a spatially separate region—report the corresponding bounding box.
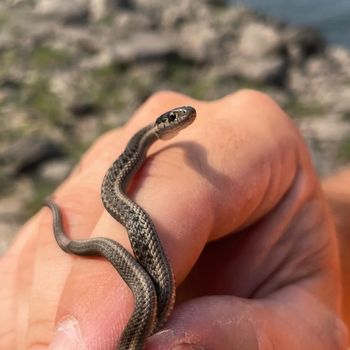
[45,106,196,349]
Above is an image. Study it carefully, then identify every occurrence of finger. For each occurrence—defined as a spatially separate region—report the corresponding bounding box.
[20,91,196,348]
[47,92,201,349]
[146,291,347,350]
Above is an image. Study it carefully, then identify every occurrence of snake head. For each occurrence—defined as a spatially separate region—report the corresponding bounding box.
[154,106,196,140]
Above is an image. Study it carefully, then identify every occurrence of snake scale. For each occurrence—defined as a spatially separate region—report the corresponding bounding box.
[45,106,196,349]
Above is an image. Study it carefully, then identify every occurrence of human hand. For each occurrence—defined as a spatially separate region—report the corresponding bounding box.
[0,90,347,349]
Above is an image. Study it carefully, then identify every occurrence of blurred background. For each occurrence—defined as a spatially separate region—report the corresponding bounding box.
[1,0,350,257]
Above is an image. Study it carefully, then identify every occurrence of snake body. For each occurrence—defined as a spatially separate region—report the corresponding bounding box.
[45,106,196,349]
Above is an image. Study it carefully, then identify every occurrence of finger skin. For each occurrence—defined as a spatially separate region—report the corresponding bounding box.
[0,90,346,349]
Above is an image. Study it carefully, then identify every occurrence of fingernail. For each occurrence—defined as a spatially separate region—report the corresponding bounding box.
[48,317,86,350]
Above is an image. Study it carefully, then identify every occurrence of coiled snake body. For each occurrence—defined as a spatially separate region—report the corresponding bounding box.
[45,106,196,349]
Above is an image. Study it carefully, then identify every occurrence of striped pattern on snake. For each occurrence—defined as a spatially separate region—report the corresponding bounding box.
[45,106,196,349]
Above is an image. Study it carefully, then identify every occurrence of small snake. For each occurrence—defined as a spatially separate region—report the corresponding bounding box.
[44,106,196,349]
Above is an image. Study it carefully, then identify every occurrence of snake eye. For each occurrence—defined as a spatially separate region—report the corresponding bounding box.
[168,112,176,122]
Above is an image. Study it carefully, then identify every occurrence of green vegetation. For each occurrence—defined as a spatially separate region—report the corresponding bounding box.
[337,137,350,162]
[0,50,18,78]
[24,180,58,217]
[161,55,217,99]
[24,77,63,124]
[82,64,126,111]
[342,112,350,121]
[234,77,265,91]
[31,45,73,70]
[286,99,325,118]
[0,11,9,28]
[0,168,13,196]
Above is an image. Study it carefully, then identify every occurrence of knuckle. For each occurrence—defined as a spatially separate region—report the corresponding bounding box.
[231,89,296,130]
[230,89,284,116]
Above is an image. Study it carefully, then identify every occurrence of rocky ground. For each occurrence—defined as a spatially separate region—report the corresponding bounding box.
[1,0,350,254]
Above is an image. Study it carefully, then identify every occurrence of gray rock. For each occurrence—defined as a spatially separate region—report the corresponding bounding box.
[0,176,35,255]
[35,0,89,23]
[160,0,211,29]
[38,159,73,182]
[330,86,350,114]
[88,0,115,21]
[179,22,219,62]
[0,78,21,97]
[328,46,350,79]
[232,21,287,84]
[50,70,81,107]
[288,55,350,114]
[213,5,253,29]
[284,27,325,65]
[82,32,177,68]
[299,117,350,176]
[70,101,99,117]
[238,22,283,58]
[0,32,14,52]
[264,88,291,108]
[0,222,19,256]
[111,11,153,34]
[0,136,64,174]
[231,56,286,85]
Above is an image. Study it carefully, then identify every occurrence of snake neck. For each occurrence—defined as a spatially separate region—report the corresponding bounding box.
[102,124,155,193]
[118,124,156,188]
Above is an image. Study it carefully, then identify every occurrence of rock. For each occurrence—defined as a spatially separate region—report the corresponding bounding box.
[35,0,89,24]
[50,70,80,107]
[73,116,101,144]
[114,32,177,62]
[288,55,350,114]
[264,88,291,108]
[0,32,14,52]
[70,101,100,117]
[38,159,73,182]
[88,0,115,22]
[82,32,177,68]
[238,22,283,58]
[52,25,103,54]
[299,117,350,175]
[331,86,350,114]
[160,0,211,29]
[213,5,253,29]
[284,27,325,65]
[328,46,350,78]
[111,11,153,34]
[231,56,286,85]
[0,222,20,256]
[179,22,219,62]
[0,78,21,99]
[0,136,64,174]
[232,21,287,84]
[0,177,35,255]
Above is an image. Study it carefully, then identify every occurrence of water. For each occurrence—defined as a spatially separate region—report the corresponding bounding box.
[230,0,350,47]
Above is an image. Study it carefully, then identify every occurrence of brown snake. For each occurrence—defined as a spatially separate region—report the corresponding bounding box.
[45,106,196,349]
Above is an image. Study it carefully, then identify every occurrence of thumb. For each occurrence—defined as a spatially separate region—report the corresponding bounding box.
[146,291,346,350]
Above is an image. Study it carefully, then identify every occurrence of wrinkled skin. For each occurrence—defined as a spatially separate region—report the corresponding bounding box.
[0,90,347,349]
